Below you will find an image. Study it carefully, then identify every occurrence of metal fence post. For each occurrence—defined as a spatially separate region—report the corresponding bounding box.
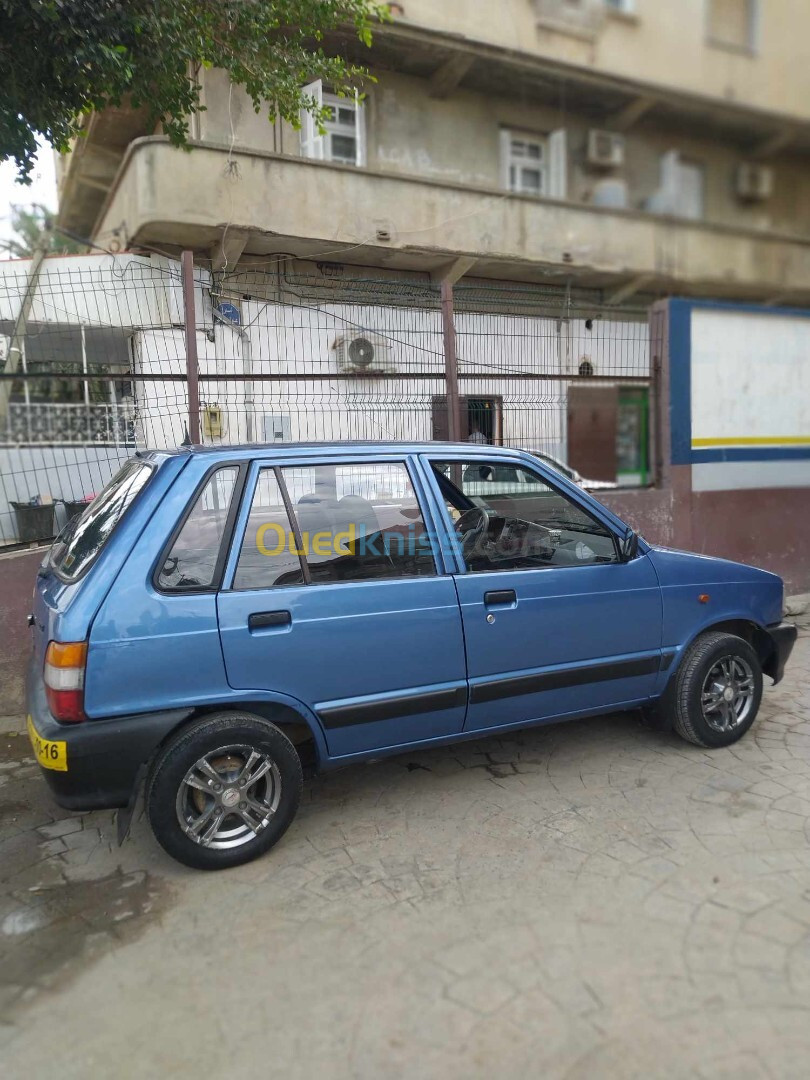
[181,250,201,445]
[440,280,461,442]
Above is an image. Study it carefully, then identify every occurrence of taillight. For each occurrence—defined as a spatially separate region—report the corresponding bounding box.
[44,641,87,723]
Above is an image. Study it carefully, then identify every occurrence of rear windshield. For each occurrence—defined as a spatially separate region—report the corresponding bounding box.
[50,459,152,580]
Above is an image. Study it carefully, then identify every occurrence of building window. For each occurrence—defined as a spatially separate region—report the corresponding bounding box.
[299,80,366,167]
[707,0,758,52]
[505,134,547,196]
[500,128,568,199]
[648,151,705,220]
[604,0,635,13]
[322,94,361,165]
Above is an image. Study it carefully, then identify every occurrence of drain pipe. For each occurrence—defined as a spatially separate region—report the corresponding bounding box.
[240,325,255,444]
[213,309,254,443]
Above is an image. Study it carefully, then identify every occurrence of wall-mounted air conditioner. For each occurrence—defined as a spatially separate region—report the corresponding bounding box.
[736,163,774,202]
[587,130,625,169]
[334,333,395,374]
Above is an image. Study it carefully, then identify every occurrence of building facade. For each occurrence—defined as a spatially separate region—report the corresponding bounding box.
[9,0,807,584]
[56,0,810,304]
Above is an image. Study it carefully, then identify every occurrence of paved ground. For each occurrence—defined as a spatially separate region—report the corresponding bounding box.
[3,633,810,1079]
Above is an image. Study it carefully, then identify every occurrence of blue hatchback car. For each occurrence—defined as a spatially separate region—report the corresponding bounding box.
[27,442,796,869]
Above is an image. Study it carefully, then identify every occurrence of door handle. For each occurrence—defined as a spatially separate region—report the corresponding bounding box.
[248,610,292,631]
[484,590,516,606]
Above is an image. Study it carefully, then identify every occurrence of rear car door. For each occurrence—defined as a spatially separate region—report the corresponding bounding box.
[420,453,664,732]
[216,455,467,760]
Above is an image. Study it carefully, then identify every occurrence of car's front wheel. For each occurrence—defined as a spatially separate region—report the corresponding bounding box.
[146,712,303,870]
[667,631,763,748]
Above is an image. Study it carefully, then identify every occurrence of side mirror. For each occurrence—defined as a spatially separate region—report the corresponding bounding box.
[619,528,639,562]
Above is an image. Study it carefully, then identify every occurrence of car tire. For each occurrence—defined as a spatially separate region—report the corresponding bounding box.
[146,712,303,871]
[667,631,763,749]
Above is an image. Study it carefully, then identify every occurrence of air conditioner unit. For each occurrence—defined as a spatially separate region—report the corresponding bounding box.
[736,162,774,202]
[587,130,625,169]
[334,333,395,374]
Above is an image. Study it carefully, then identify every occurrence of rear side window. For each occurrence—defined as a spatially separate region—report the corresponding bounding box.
[158,467,240,590]
[232,461,436,590]
[284,461,435,584]
[50,459,152,580]
[233,470,305,590]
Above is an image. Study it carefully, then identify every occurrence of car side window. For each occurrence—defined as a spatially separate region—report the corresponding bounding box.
[432,460,618,572]
[233,470,305,590]
[158,467,239,590]
[283,461,435,583]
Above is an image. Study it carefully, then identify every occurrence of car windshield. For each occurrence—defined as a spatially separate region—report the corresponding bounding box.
[49,459,152,580]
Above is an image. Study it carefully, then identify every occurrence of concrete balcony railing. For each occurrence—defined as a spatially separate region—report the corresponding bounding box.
[93,137,810,302]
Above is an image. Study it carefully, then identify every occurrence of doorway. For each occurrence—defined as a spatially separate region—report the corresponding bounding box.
[431,395,503,443]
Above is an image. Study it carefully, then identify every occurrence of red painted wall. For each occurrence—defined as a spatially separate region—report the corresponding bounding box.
[690,488,810,594]
[0,549,42,714]
[600,482,810,594]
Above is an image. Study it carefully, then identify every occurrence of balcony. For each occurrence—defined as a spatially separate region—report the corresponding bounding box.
[92,138,810,303]
[0,402,136,447]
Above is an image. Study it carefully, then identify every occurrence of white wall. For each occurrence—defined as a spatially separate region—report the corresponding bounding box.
[690,308,810,492]
[159,300,649,462]
[0,253,211,330]
[0,445,132,543]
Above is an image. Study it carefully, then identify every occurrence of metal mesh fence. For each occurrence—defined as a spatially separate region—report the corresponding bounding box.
[0,254,653,546]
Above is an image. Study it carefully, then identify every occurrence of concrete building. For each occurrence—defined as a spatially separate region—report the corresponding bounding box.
[5,0,807,584]
[55,0,810,304]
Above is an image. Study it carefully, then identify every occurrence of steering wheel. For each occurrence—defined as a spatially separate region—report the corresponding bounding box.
[454,506,489,538]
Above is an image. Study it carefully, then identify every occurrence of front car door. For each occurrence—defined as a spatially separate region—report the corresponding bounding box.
[418,453,663,732]
[216,455,467,760]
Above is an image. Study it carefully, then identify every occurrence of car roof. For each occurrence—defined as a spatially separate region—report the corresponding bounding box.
[141,441,534,462]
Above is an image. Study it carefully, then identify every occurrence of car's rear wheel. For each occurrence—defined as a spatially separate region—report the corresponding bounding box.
[146,712,302,870]
[668,631,763,748]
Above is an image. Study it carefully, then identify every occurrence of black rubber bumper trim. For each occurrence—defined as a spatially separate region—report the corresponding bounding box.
[319,686,467,730]
[469,655,660,706]
[26,659,193,811]
[765,622,798,685]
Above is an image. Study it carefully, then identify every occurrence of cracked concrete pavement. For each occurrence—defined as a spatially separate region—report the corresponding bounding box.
[2,632,810,1078]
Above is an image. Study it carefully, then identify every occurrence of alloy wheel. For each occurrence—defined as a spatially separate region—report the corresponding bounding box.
[700,655,756,734]
[175,744,282,849]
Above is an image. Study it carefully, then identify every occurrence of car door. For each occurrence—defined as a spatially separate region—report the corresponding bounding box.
[216,455,467,759]
[419,453,663,733]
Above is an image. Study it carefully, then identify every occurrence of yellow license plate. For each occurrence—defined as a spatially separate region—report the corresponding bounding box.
[27,714,68,772]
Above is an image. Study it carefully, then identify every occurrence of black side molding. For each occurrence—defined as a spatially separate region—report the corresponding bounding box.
[319,686,466,730]
[470,655,660,705]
